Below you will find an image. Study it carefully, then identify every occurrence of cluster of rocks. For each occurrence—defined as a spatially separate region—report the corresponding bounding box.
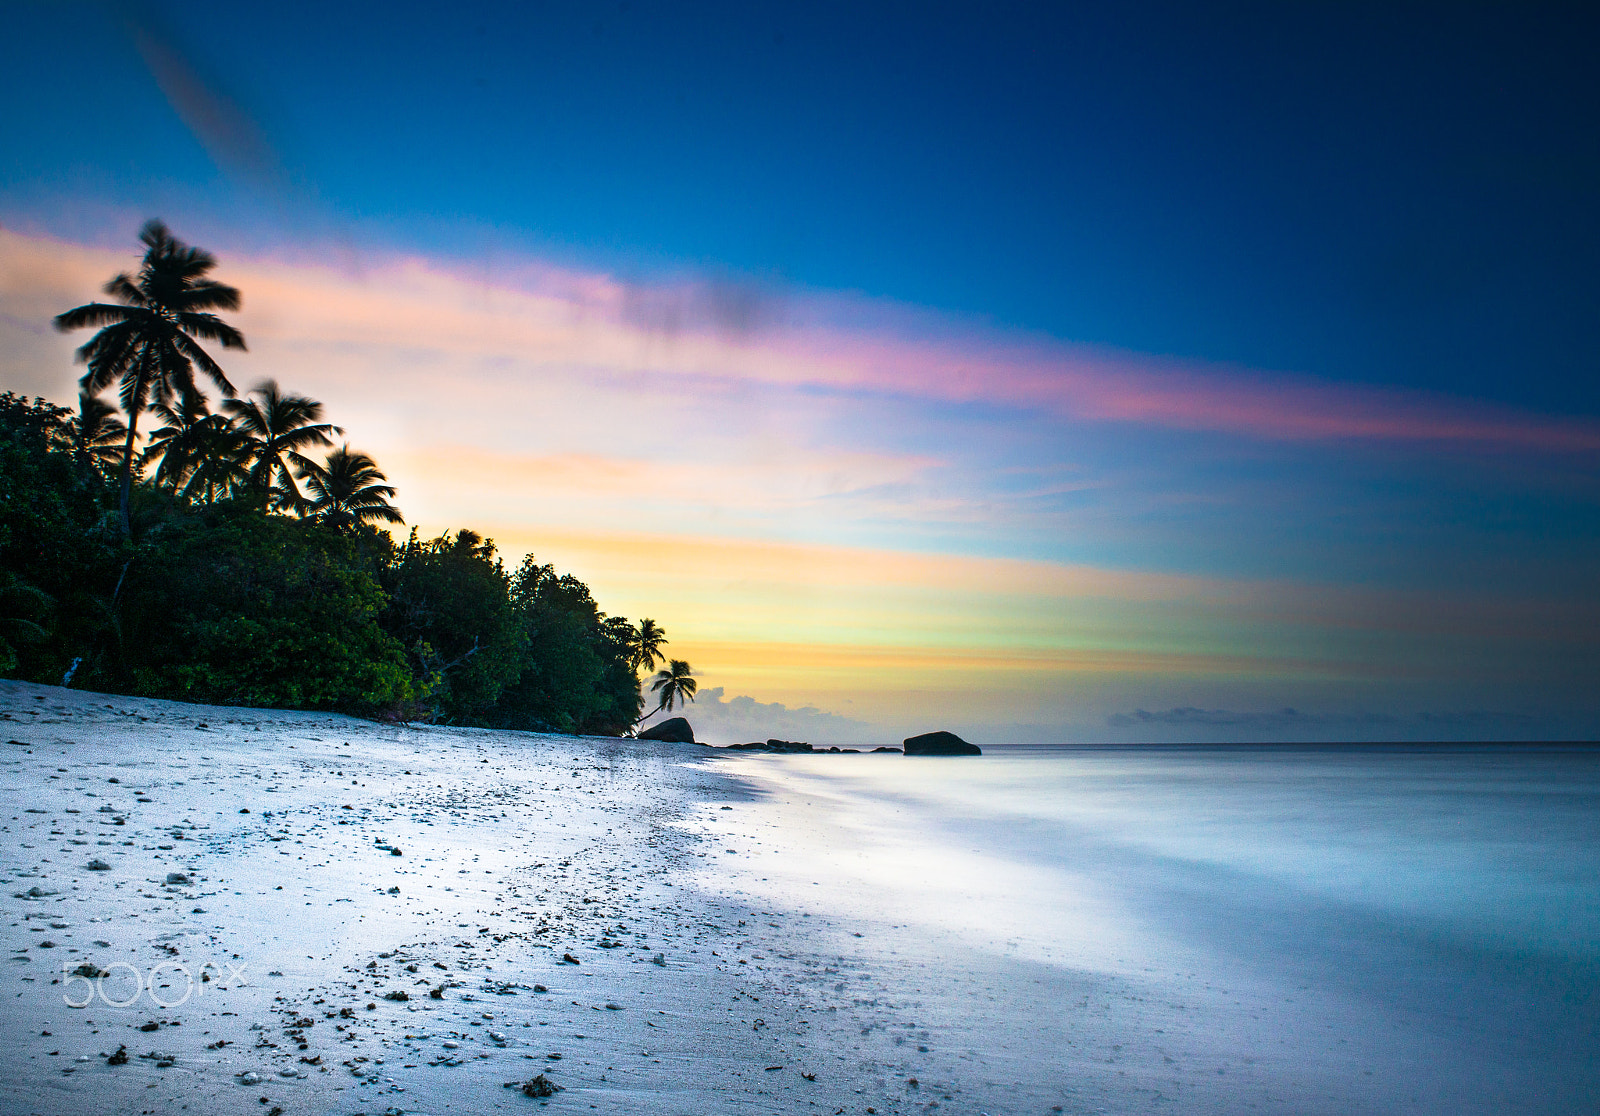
[635,719,982,756]
[722,739,837,753]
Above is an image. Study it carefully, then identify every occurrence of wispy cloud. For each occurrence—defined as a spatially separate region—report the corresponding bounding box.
[6,227,1596,452]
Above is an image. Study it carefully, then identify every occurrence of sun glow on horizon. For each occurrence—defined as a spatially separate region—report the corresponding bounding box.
[3,225,1597,741]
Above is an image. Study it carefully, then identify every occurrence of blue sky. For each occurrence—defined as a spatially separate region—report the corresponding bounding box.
[2,1,1597,740]
[8,1,1600,408]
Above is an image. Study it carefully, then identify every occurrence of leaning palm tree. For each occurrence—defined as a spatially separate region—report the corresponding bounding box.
[223,379,341,513]
[641,659,697,723]
[300,446,404,530]
[65,391,128,475]
[633,618,667,674]
[143,392,252,503]
[53,219,246,534]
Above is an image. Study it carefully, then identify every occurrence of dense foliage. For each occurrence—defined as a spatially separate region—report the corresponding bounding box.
[0,391,651,730]
[1,221,685,732]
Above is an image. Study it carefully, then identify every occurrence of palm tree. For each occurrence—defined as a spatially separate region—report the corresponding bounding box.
[53,219,246,534]
[143,392,251,504]
[642,659,697,723]
[223,380,341,513]
[633,618,667,674]
[64,391,128,475]
[300,446,404,530]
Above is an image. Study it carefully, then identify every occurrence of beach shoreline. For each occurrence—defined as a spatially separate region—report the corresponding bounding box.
[14,680,1591,1115]
[0,679,976,1116]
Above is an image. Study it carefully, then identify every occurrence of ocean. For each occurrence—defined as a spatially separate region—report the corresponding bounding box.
[697,744,1600,1114]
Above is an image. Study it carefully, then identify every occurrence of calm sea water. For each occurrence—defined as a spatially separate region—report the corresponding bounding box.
[703,744,1600,1114]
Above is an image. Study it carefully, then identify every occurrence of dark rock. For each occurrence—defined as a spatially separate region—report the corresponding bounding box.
[871,747,902,753]
[520,1073,563,1097]
[638,717,695,743]
[723,740,812,753]
[903,731,981,756]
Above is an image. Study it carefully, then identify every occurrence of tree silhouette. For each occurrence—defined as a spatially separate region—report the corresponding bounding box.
[301,447,404,530]
[633,618,667,674]
[143,391,251,503]
[53,220,246,533]
[224,379,341,513]
[64,391,128,476]
[643,658,697,722]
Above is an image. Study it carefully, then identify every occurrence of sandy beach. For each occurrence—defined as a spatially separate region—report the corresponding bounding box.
[10,680,1596,1116]
[1,679,1011,1116]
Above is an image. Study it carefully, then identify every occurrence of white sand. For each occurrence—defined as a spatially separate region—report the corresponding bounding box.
[1,679,982,1116]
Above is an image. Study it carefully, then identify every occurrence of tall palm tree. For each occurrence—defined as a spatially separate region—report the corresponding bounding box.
[633,618,667,674]
[53,219,246,534]
[143,392,251,504]
[64,391,128,475]
[300,446,404,530]
[223,380,341,513]
[642,659,697,723]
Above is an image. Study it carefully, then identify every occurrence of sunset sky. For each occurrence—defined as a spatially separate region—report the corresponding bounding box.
[3,2,1597,742]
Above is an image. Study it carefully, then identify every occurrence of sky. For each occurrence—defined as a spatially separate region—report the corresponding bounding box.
[1,1,1597,742]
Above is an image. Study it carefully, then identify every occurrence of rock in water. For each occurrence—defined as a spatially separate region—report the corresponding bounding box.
[638,717,695,743]
[902,731,982,756]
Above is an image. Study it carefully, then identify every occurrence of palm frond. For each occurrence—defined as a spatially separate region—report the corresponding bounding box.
[175,311,247,348]
[175,279,243,313]
[54,302,136,332]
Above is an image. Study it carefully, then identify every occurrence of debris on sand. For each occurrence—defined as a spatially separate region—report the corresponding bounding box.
[505,1073,564,1097]
[105,1046,128,1065]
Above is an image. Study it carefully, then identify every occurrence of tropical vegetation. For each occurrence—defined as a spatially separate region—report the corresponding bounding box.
[0,221,687,733]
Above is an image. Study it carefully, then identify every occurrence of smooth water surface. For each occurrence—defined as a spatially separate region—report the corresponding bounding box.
[699,744,1600,1114]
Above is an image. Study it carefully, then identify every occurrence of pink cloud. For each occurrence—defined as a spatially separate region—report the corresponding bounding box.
[5,226,1596,451]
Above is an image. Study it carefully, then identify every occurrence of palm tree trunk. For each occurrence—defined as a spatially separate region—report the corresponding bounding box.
[118,406,139,537]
